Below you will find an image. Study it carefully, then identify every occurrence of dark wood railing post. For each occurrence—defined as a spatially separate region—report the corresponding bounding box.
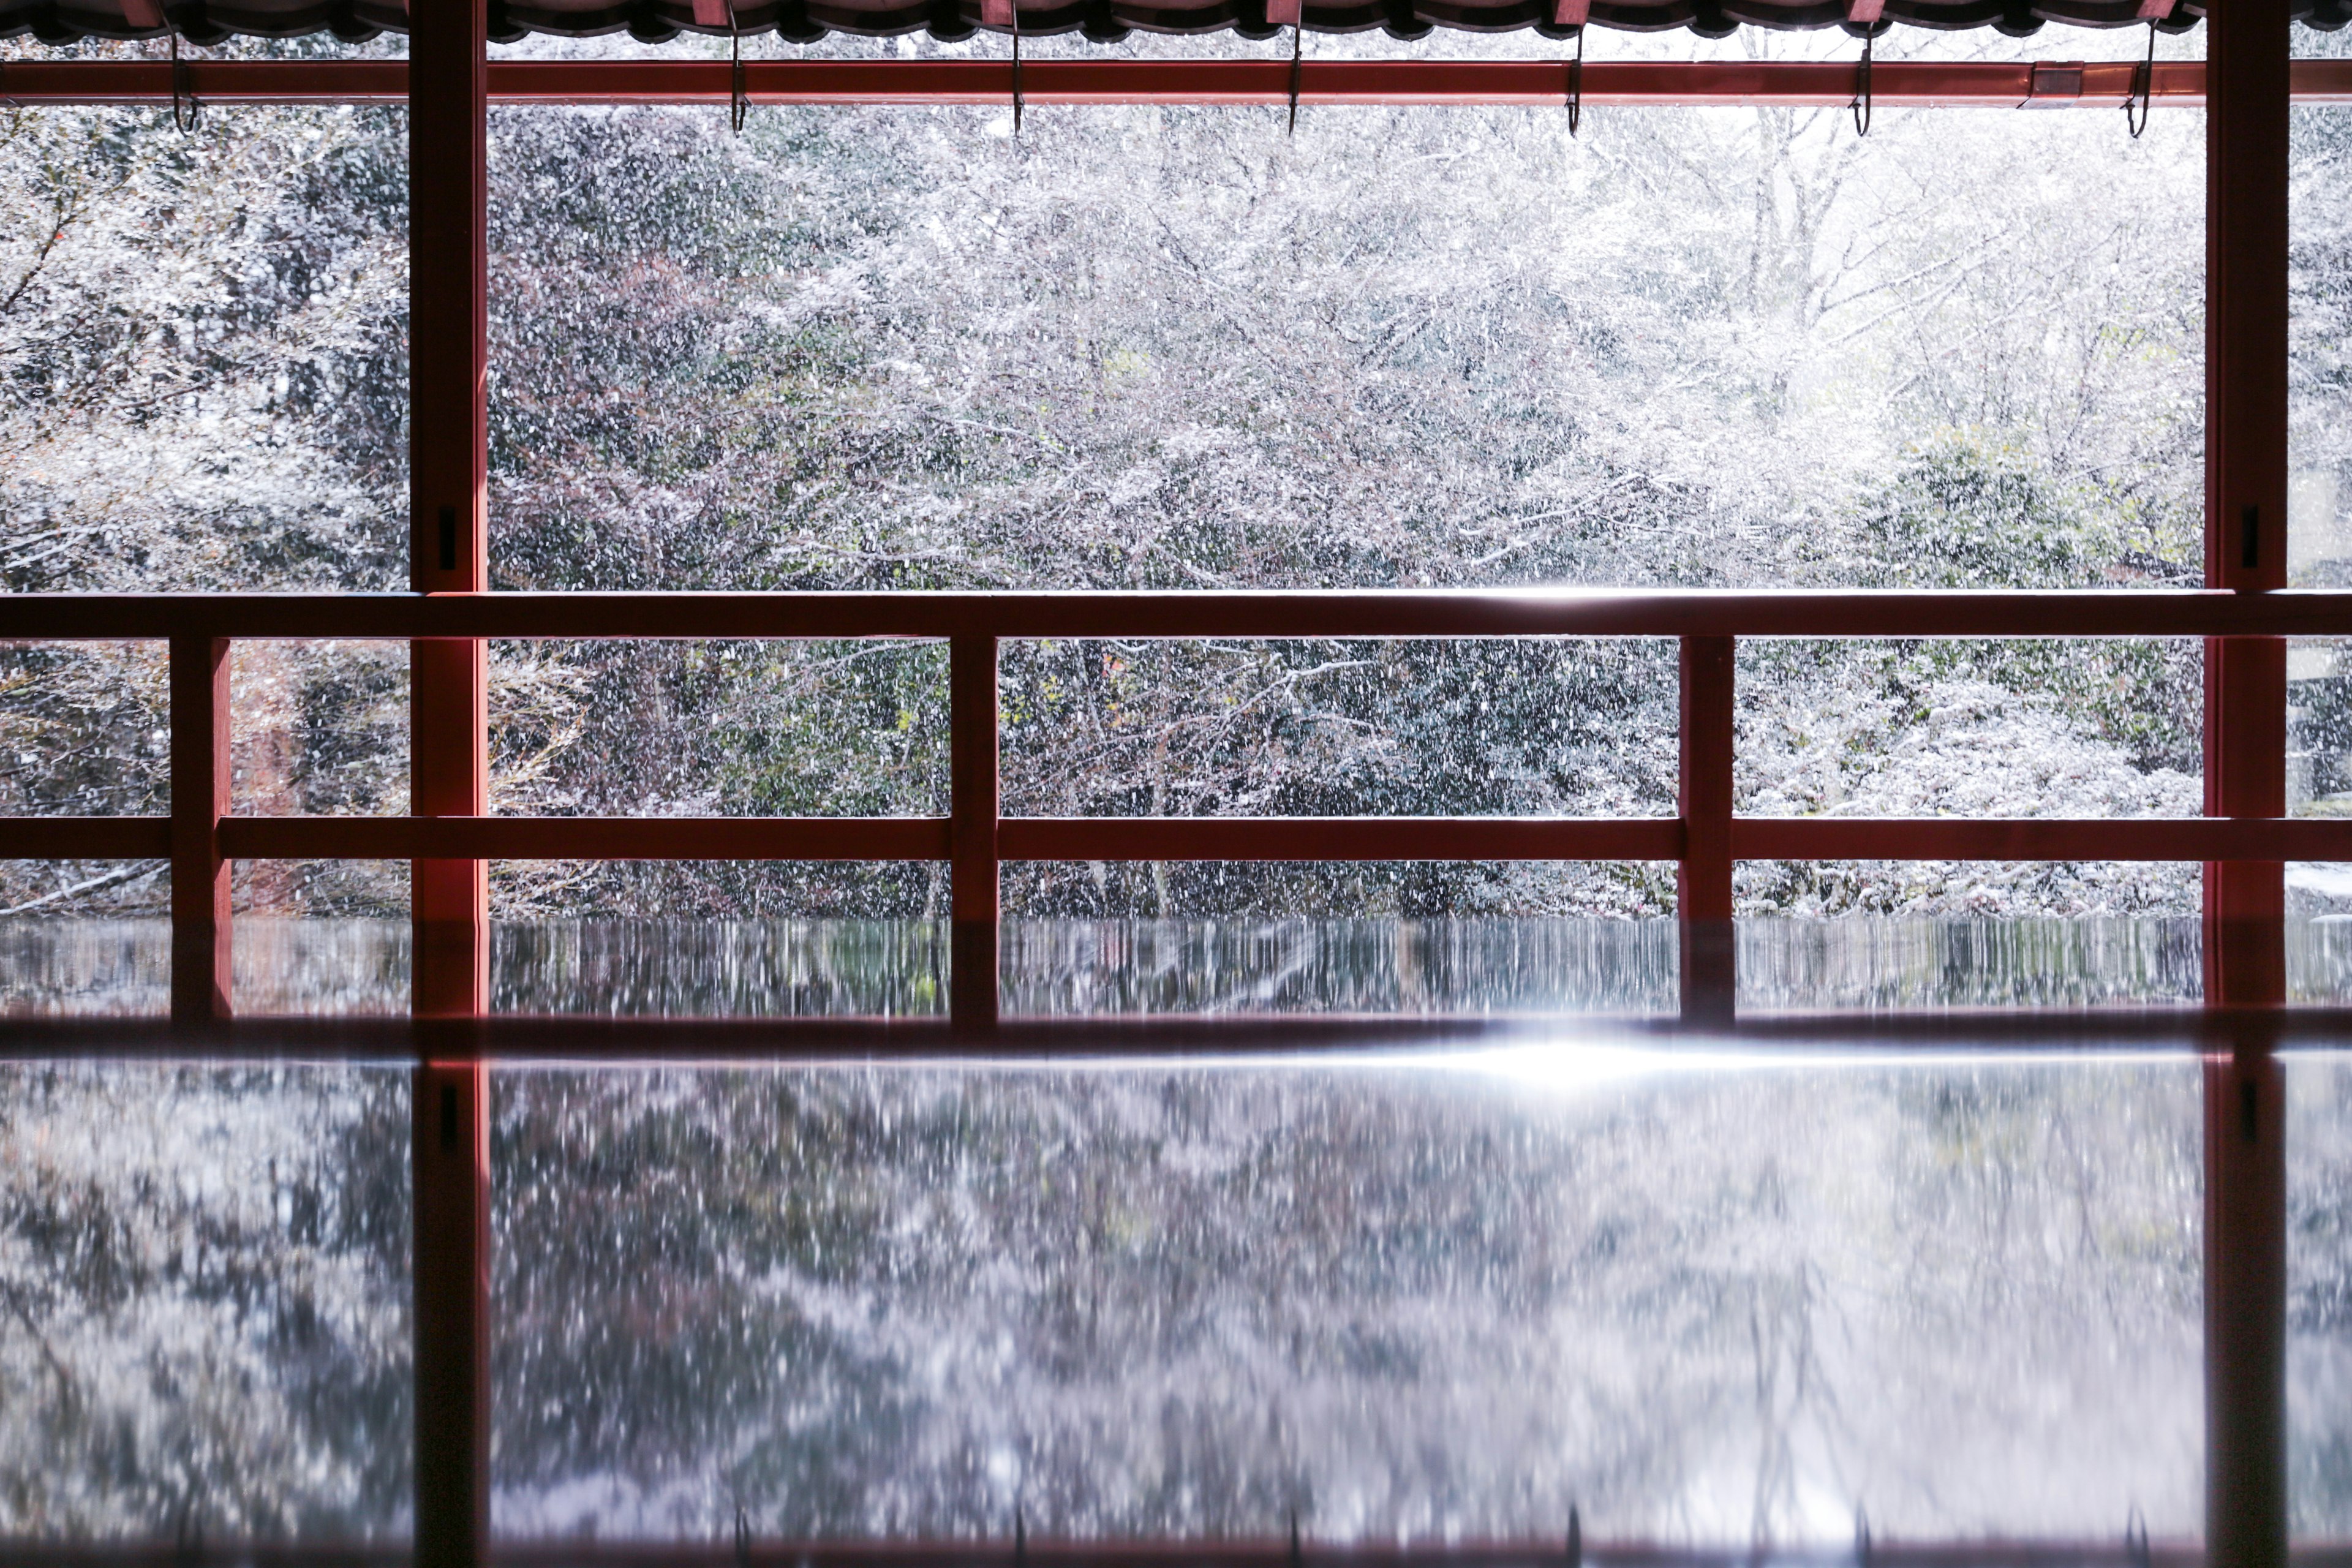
[2203,1,2292,1564]
[410,0,494,1555]
[168,631,231,1025]
[951,632,1001,1031]
[1678,635,1735,1025]
[410,0,491,1021]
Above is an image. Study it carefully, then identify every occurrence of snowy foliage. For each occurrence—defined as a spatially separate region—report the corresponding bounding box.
[2,66,2286,919]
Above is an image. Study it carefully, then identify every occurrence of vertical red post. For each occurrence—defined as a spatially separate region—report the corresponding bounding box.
[168,632,232,1026]
[413,1056,492,1568]
[1678,635,1735,1026]
[951,633,1000,1031]
[410,0,493,1561]
[2203,3,2292,1565]
[2204,0,2292,1007]
[410,0,491,1020]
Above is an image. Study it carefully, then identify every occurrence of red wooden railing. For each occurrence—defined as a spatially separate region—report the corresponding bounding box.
[6,586,2350,1029]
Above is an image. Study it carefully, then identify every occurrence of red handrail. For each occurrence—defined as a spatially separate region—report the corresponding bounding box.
[2,586,2344,1028]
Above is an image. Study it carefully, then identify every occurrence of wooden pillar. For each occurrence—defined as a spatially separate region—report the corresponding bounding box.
[168,632,231,1026]
[1678,635,1735,1025]
[409,0,493,1561]
[410,0,490,1020]
[2203,3,2292,1564]
[951,633,1000,1031]
[413,1056,492,1568]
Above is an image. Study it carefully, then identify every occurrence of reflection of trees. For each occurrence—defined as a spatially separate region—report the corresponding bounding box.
[0,1067,410,1539]
[487,1062,2201,1548]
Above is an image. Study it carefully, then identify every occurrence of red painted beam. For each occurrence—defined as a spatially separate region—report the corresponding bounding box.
[0,815,173,859]
[998,815,1683,861]
[6,58,2352,108]
[9,589,2352,642]
[15,812,2351,866]
[168,634,231,1026]
[2200,4,2293,1562]
[409,0,491,1031]
[406,0,492,1562]
[213,813,951,860]
[951,633,1000,1030]
[1732,815,2352,862]
[1678,636,1735,1023]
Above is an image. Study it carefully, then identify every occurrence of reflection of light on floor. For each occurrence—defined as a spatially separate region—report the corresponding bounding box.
[1439,1041,2202,1099]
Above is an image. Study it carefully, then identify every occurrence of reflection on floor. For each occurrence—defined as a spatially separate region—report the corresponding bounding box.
[9,914,2321,1019]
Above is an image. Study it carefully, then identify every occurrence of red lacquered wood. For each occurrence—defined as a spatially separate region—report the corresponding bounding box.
[407,0,492,1559]
[2201,5,2292,1566]
[1731,815,2352,862]
[216,814,951,860]
[12,587,2352,643]
[0,816,173,859]
[167,635,231,1026]
[410,0,491,1029]
[951,634,1000,1031]
[996,816,1681,862]
[1677,636,1735,1025]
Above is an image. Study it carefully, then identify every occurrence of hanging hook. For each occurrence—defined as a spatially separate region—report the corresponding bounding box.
[734,1507,752,1567]
[1286,17,1303,137]
[1849,30,1872,139]
[169,28,200,136]
[1565,24,1583,138]
[1014,1504,1027,1568]
[1288,1510,1302,1568]
[1009,0,1024,138]
[1854,1507,1872,1568]
[725,0,747,134]
[2125,20,2155,139]
[2125,1506,2151,1568]
[1566,1505,1582,1568]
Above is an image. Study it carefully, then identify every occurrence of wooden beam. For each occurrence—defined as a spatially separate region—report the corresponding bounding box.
[11,57,2352,109]
[167,635,231,1026]
[10,587,2352,643]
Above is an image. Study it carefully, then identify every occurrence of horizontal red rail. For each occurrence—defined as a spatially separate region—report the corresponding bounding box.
[6,587,2352,640]
[9,813,2352,864]
[0,58,2348,108]
[211,814,952,860]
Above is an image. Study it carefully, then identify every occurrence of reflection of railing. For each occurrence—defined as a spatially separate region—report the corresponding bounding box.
[3,587,2348,1027]
[0,1536,2249,1566]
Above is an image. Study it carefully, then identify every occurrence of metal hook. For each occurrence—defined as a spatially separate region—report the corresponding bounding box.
[1014,1504,1027,1568]
[1566,1505,1582,1568]
[1009,1,1023,138]
[2125,1506,2151,1568]
[169,28,200,136]
[1565,25,1583,138]
[1286,18,1302,137]
[1854,1507,1872,1567]
[2125,20,2155,140]
[735,1507,752,1567]
[1289,1511,1302,1568]
[726,0,747,135]
[1849,31,1872,139]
